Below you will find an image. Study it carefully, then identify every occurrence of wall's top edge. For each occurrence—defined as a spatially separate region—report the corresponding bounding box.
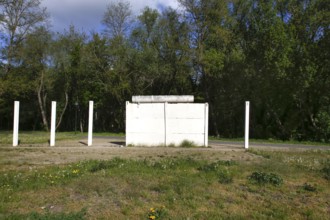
[132,95,194,103]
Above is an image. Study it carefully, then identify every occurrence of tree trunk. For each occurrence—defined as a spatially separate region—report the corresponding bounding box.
[202,70,220,137]
[80,119,84,133]
[56,91,69,130]
[37,71,49,131]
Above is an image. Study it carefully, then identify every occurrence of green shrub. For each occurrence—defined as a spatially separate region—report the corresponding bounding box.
[303,183,317,192]
[218,169,233,184]
[248,171,283,186]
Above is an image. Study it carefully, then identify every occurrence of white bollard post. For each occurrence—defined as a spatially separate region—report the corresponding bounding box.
[204,103,209,147]
[164,102,167,147]
[244,101,250,149]
[50,101,56,147]
[13,101,20,147]
[88,101,94,146]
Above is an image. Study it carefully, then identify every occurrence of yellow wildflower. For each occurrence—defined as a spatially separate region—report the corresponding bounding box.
[149,216,156,220]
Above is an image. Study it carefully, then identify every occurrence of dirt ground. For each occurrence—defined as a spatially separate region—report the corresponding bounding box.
[0,137,328,172]
[0,138,259,171]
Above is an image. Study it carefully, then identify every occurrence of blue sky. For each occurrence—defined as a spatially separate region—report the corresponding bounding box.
[41,0,180,33]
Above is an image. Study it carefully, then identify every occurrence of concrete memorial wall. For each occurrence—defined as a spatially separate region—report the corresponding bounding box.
[126,96,208,147]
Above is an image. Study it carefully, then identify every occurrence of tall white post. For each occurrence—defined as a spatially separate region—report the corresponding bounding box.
[13,101,20,147]
[244,101,250,149]
[164,102,167,146]
[204,103,209,147]
[50,101,56,147]
[88,101,94,146]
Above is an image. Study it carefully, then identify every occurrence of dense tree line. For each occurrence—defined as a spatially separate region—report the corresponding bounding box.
[0,0,329,142]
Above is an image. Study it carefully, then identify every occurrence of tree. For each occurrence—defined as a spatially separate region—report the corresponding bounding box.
[129,7,193,95]
[21,27,52,130]
[286,0,330,141]
[152,8,192,95]
[79,33,128,131]
[0,0,49,71]
[51,26,86,131]
[102,1,132,39]
[128,7,160,94]
[178,0,231,136]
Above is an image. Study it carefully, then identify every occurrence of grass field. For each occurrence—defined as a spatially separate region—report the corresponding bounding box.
[0,131,125,145]
[209,136,330,146]
[0,140,330,219]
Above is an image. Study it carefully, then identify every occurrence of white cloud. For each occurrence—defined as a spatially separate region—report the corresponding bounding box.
[41,0,180,33]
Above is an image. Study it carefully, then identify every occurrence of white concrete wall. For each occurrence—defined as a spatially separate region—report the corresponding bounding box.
[126,102,165,146]
[126,102,208,146]
[132,95,194,103]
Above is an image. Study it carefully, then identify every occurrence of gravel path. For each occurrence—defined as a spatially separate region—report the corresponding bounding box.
[93,136,330,151]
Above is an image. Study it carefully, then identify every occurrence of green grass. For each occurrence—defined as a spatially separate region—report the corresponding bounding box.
[0,131,124,145]
[209,136,330,146]
[90,132,125,137]
[2,209,87,220]
[1,150,329,219]
[0,131,83,145]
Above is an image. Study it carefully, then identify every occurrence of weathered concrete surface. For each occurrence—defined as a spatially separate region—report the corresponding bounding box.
[132,95,194,103]
[126,102,208,146]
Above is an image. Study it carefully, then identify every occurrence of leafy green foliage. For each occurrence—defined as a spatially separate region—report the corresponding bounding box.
[0,0,329,142]
[248,171,283,186]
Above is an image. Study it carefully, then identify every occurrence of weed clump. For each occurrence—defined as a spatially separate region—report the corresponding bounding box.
[247,149,271,159]
[248,171,283,186]
[197,160,236,184]
[197,160,236,172]
[179,140,198,148]
[87,158,126,173]
[147,206,167,219]
[303,183,317,192]
[218,169,233,184]
[321,159,330,180]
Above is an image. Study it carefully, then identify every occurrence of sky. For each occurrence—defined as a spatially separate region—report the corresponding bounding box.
[41,0,180,33]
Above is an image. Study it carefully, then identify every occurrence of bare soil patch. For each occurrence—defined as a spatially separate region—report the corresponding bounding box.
[0,138,260,171]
